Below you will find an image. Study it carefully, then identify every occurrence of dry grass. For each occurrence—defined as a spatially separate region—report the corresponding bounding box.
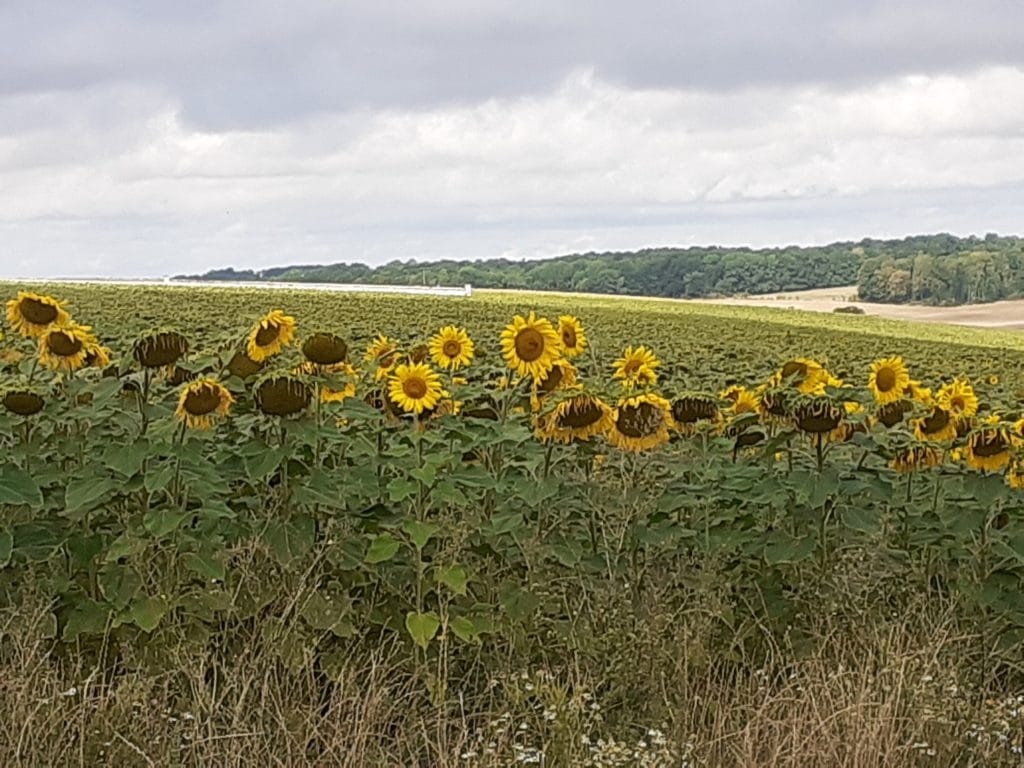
[2,593,1022,768]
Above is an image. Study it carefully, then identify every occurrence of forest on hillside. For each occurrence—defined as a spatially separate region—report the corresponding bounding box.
[181,233,1024,305]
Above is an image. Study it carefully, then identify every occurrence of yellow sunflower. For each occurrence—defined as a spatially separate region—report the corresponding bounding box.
[965,423,1014,473]
[914,406,957,442]
[500,312,562,382]
[532,358,579,411]
[536,393,613,444]
[611,345,660,390]
[772,357,829,395]
[557,315,588,358]
[1008,457,1024,489]
[83,342,112,369]
[720,385,760,416]
[867,356,910,405]
[937,379,978,421]
[364,334,397,362]
[38,322,96,372]
[6,291,70,338]
[295,361,359,403]
[247,310,297,362]
[429,326,475,370]
[388,362,444,415]
[175,379,234,430]
[890,444,943,473]
[989,374,1000,386]
[607,393,674,452]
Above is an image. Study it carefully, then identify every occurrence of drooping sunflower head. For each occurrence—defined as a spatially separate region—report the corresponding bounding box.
[175,379,234,430]
[82,341,112,370]
[5,291,70,338]
[868,356,911,405]
[965,423,1014,473]
[670,393,722,434]
[247,310,297,363]
[429,326,475,370]
[166,365,198,387]
[302,333,348,366]
[758,386,793,422]
[388,362,443,415]
[937,379,978,421]
[772,357,829,395]
[500,312,562,382]
[303,361,359,403]
[611,345,660,390]
[791,395,844,435]
[536,393,613,444]
[890,444,943,473]
[535,358,578,399]
[227,350,264,379]
[607,393,674,452]
[557,315,588,358]
[254,373,313,417]
[133,330,189,369]
[875,399,914,428]
[1008,456,1024,490]
[905,380,933,404]
[914,406,957,442]
[1,387,45,416]
[38,322,97,372]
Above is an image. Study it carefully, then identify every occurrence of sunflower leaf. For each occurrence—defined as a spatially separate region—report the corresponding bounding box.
[405,611,440,650]
[0,465,43,508]
[0,528,12,568]
[365,533,401,564]
[436,563,469,595]
[387,478,418,503]
[402,520,439,551]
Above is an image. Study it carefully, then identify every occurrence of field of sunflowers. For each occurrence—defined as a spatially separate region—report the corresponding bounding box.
[2,281,1024,701]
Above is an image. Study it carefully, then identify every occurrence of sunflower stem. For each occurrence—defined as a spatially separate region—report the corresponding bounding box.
[139,369,152,436]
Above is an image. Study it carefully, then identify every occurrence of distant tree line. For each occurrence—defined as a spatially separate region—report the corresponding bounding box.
[179,233,1024,304]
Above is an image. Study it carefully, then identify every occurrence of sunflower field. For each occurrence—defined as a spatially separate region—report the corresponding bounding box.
[3,282,1024,762]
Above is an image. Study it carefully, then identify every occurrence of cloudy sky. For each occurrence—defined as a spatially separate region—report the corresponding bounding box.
[2,1,1023,278]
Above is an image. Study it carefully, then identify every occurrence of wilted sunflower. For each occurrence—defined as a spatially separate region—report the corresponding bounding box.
[536,393,613,444]
[758,386,793,423]
[557,316,588,358]
[1008,457,1024,489]
[532,358,578,410]
[227,351,264,379]
[868,356,910,405]
[937,379,978,421]
[302,333,348,366]
[772,358,829,395]
[166,365,198,386]
[890,444,943,473]
[247,310,297,362]
[608,393,674,452]
[133,330,189,369]
[83,342,111,369]
[175,379,234,430]
[965,422,1014,472]
[388,362,443,415]
[38,323,96,372]
[500,312,562,382]
[671,393,722,434]
[429,326,475,370]
[296,360,359,403]
[254,374,313,417]
[914,406,957,442]
[5,291,70,338]
[611,345,660,390]
[875,399,914,428]
[1,388,45,416]
[792,395,844,435]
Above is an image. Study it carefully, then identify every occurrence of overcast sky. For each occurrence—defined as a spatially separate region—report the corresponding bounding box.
[2,1,1023,278]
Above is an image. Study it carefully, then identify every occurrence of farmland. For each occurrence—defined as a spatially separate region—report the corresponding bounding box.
[3,281,1024,766]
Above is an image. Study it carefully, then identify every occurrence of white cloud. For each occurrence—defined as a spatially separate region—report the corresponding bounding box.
[2,66,1024,277]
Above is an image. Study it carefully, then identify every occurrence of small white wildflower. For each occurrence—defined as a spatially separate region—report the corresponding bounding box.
[60,686,78,698]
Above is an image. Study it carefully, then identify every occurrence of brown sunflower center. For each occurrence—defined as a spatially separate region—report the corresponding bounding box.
[617,402,663,438]
[402,376,428,399]
[255,323,281,346]
[561,328,577,349]
[442,339,462,358]
[256,377,312,416]
[303,334,347,365]
[514,328,545,362]
[2,391,44,416]
[557,398,603,429]
[672,397,719,425]
[877,400,912,427]
[950,396,966,412]
[972,431,1009,457]
[794,401,842,433]
[876,367,897,392]
[20,297,58,325]
[228,352,263,379]
[47,331,82,357]
[184,385,222,416]
[538,365,564,394]
[920,407,950,434]
[623,359,642,375]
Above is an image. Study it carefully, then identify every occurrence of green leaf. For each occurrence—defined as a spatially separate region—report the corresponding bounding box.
[104,533,143,563]
[0,465,42,508]
[405,611,440,650]
[436,564,469,595]
[299,592,354,637]
[450,616,480,644]
[500,585,539,623]
[365,533,401,564]
[263,515,315,567]
[64,477,116,517]
[98,564,142,611]
[143,508,189,538]
[482,511,525,537]
[431,480,468,506]
[764,533,817,564]
[387,478,418,503]
[409,465,437,486]
[182,551,226,582]
[402,519,439,551]
[244,446,286,481]
[102,440,148,477]
[144,462,177,493]
[0,528,12,568]
[62,598,109,640]
[129,596,168,633]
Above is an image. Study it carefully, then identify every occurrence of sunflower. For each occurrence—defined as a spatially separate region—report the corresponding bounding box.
[867,356,910,405]
[611,345,660,390]
[247,310,296,362]
[38,323,96,372]
[175,379,234,430]
[302,333,348,366]
[557,316,588,358]
[388,362,443,415]
[133,330,189,369]
[965,424,1014,472]
[875,399,914,428]
[500,312,562,382]
[5,291,70,338]
[792,395,844,435]
[914,406,957,442]
[532,359,578,410]
[1008,457,1024,489]
[988,374,1000,386]
[1,388,45,416]
[890,444,943,473]
[758,386,793,422]
[254,374,313,417]
[364,335,397,363]
[536,393,613,444]
[297,361,359,403]
[937,379,978,421]
[429,326,475,370]
[227,351,264,379]
[83,342,111,369]
[671,394,722,434]
[721,386,760,416]
[607,393,674,452]
[771,358,829,395]
[905,380,932,404]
